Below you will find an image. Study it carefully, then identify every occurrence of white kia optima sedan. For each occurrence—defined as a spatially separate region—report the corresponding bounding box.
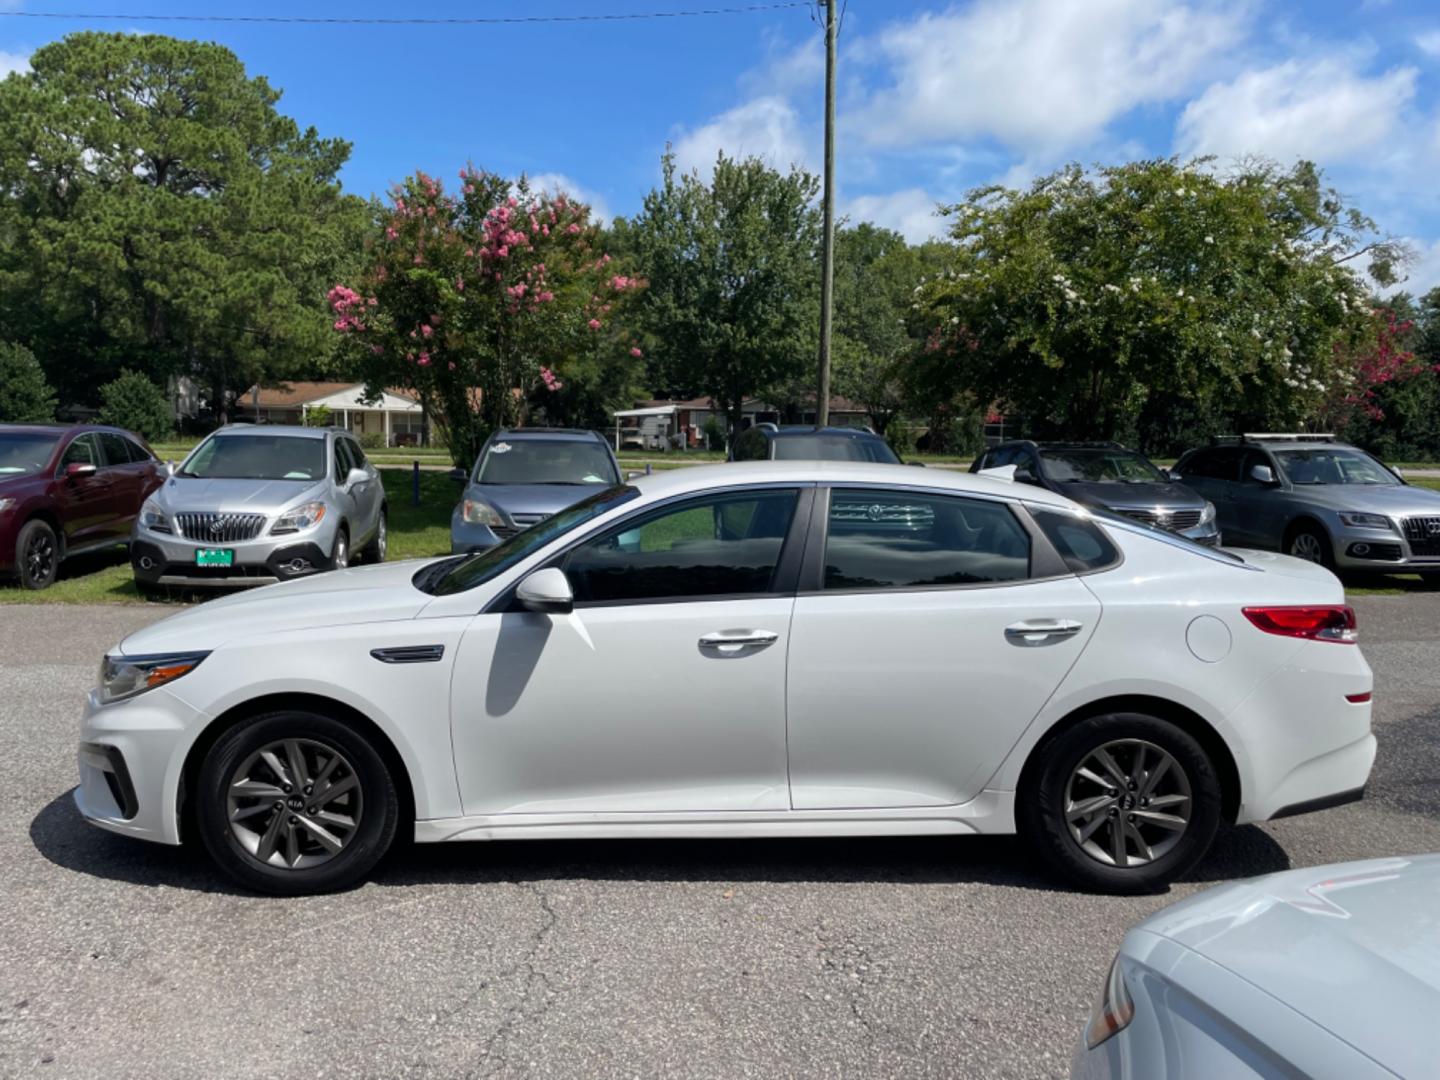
[75,462,1375,896]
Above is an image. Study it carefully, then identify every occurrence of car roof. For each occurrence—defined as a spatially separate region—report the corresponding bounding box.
[762,426,882,439]
[0,422,133,437]
[212,424,329,439]
[627,459,1077,508]
[489,428,605,443]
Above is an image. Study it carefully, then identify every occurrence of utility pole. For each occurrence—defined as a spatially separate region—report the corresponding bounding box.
[815,0,837,428]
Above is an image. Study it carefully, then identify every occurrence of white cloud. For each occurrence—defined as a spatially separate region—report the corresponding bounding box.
[1384,238,1440,298]
[670,95,812,177]
[843,188,946,244]
[1176,56,1416,163]
[850,0,1247,154]
[0,49,31,79]
[521,172,612,225]
[1417,31,1440,58]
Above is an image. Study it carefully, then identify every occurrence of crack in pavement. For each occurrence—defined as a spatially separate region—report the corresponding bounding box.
[466,879,561,1079]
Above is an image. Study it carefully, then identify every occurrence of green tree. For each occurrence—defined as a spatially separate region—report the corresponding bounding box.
[304,404,333,428]
[0,341,57,422]
[0,32,368,416]
[914,159,1407,445]
[627,152,821,432]
[97,369,173,442]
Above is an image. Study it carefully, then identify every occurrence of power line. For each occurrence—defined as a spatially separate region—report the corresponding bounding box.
[0,3,809,27]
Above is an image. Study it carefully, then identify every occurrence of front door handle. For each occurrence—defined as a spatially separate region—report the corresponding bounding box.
[1005,619,1083,644]
[698,629,779,653]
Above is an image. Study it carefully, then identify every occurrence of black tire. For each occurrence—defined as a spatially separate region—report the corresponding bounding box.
[195,710,400,895]
[1420,572,1440,588]
[1019,712,1222,894]
[1285,521,1335,569]
[331,525,351,571]
[358,507,387,564]
[15,519,60,590]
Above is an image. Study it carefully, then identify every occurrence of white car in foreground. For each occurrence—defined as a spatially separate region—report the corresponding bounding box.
[1074,855,1439,1079]
[76,462,1375,896]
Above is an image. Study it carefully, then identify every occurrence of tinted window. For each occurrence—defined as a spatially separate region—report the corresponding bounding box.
[1239,449,1273,485]
[58,435,98,469]
[565,489,799,604]
[771,435,900,464]
[347,440,368,468]
[823,490,1030,589]
[98,432,132,467]
[333,437,351,479]
[1039,448,1165,483]
[181,435,326,481]
[0,432,60,476]
[731,429,768,461]
[1031,509,1121,573]
[476,437,618,485]
[123,437,153,464]
[1274,447,1399,486]
[1179,448,1242,481]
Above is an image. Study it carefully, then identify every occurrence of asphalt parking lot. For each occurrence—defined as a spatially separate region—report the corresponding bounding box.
[3,597,1439,1080]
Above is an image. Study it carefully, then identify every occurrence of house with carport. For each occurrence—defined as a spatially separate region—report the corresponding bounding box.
[241,381,432,446]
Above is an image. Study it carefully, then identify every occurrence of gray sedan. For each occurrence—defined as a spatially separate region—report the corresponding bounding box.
[1175,435,1440,579]
[131,425,386,588]
[1073,854,1440,1079]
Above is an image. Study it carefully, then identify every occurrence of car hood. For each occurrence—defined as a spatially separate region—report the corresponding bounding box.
[465,482,610,520]
[1136,854,1440,1078]
[1057,480,1206,512]
[118,558,443,655]
[155,476,325,512]
[1283,482,1440,516]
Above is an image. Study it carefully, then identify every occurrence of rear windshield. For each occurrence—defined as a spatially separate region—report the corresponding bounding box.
[1040,448,1165,483]
[180,434,326,481]
[771,435,900,464]
[476,439,619,486]
[0,432,60,476]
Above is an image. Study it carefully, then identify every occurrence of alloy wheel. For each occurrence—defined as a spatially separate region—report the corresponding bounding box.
[25,532,55,584]
[333,532,349,569]
[376,515,387,560]
[225,738,364,870]
[1289,532,1326,563]
[1065,739,1192,868]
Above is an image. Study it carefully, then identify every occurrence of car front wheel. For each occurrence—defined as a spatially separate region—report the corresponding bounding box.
[1020,713,1222,894]
[195,710,400,895]
[1286,523,1334,568]
[359,508,387,564]
[15,519,60,590]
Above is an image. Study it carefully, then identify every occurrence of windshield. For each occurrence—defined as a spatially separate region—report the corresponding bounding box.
[771,435,900,464]
[181,434,327,481]
[0,433,61,476]
[476,438,620,485]
[1274,448,1399,486]
[425,484,640,595]
[1040,448,1166,484]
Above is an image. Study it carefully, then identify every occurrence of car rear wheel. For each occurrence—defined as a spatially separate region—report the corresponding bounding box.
[195,710,399,895]
[15,519,60,590]
[1020,713,1222,894]
[1286,523,1334,568]
[359,508,387,564]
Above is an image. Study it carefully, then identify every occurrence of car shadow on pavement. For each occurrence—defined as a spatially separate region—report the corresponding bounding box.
[31,790,1291,897]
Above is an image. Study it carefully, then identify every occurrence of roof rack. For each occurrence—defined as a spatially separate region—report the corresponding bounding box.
[1243,432,1336,442]
[1037,440,1125,450]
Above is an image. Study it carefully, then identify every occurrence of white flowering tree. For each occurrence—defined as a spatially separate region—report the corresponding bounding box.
[913,159,1408,445]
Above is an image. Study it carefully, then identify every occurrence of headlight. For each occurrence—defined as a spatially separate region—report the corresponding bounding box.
[270,501,327,535]
[463,499,506,527]
[98,651,209,705]
[1084,955,1135,1050]
[139,496,172,534]
[0,497,15,514]
[1339,512,1392,530]
[1199,500,1216,526]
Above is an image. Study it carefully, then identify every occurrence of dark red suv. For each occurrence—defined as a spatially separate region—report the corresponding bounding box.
[0,424,166,590]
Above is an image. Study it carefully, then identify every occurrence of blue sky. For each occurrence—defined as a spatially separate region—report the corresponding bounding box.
[4,0,1440,292]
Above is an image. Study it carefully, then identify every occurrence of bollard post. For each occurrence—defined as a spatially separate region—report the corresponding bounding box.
[412,460,421,507]
[645,462,652,476]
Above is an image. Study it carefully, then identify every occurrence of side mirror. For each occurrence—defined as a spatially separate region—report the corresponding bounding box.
[1393,466,1406,481]
[65,462,97,480]
[448,466,468,485]
[345,467,369,488]
[1013,466,1040,485]
[625,470,644,481]
[1166,468,1182,481]
[1249,464,1276,485]
[516,567,573,615]
[164,460,177,477]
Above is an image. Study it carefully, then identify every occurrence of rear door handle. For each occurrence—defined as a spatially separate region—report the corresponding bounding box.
[698,629,779,652]
[1005,619,1083,644]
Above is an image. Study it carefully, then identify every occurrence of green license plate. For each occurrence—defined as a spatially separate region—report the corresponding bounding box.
[195,548,234,567]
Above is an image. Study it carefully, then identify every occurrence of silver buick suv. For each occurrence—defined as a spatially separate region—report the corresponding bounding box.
[130,425,387,589]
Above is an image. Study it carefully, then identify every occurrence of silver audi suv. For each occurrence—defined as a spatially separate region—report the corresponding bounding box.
[131,425,386,589]
[1174,434,1440,580]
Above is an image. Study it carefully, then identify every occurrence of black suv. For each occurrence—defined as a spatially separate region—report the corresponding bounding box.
[729,424,901,464]
[971,440,1220,545]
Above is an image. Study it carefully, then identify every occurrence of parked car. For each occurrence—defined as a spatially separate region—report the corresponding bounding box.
[130,425,385,589]
[0,423,165,590]
[450,428,621,553]
[1174,434,1440,579]
[729,423,902,464]
[1073,854,1439,1079]
[78,461,1372,895]
[972,441,1219,546]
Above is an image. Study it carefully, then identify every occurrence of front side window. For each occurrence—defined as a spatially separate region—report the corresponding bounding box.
[1039,448,1166,484]
[0,432,60,476]
[1274,447,1399,486]
[476,439,618,486]
[58,435,98,470]
[180,435,326,481]
[565,489,799,604]
[823,489,1031,590]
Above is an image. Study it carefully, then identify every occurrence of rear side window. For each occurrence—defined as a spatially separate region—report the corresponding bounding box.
[98,432,132,467]
[1030,509,1121,573]
[124,437,153,463]
[823,489,1031,590]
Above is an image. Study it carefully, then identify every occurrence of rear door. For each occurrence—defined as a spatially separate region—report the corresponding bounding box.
[785,486,1101,809]
[1176,448,1244,538]
[96,431,145,540]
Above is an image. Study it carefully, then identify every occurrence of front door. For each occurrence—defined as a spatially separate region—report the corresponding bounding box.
[449,486,809,816]
[786,487,1100,810]
[53,435,114,550]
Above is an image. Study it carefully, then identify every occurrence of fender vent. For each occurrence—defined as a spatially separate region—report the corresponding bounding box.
[370,645,445,664]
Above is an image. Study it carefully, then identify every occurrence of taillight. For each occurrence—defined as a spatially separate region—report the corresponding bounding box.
[1242,605,1358,644]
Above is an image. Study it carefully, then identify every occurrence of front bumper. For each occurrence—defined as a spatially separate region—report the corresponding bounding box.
[1331,522,1440,571]
[1178,519,1220,546]
[131,524,339,588]
[450,508,509,554]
